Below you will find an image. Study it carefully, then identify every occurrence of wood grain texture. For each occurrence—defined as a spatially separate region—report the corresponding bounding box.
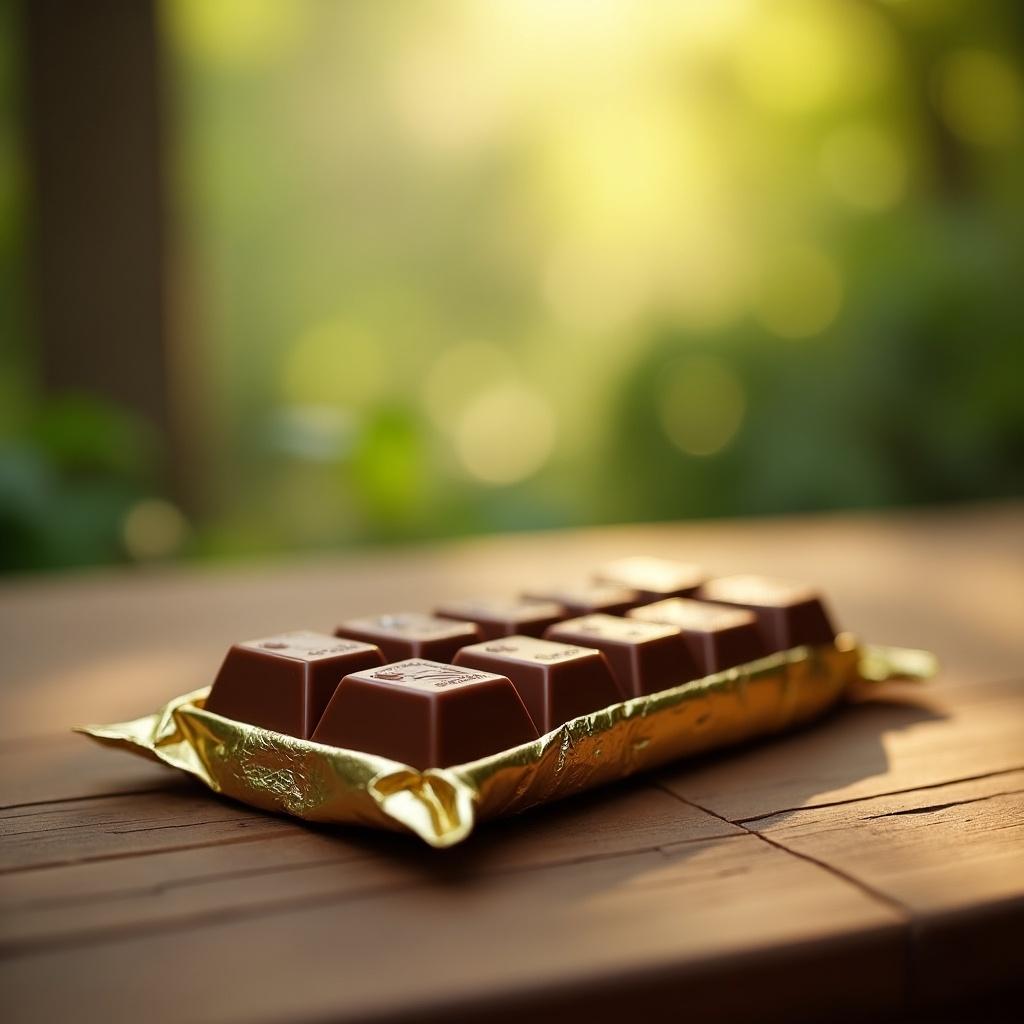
[0,735,178,809]
[0,833,905,1024]
[747,771,1024,1006]
[1,502,1022,1023]
[0,783,737,954]
[0,788,297,873]
[659,678,1024,822]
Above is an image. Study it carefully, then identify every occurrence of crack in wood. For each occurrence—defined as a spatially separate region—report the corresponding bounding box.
[731,765,1024,825]
[654,781,911,920]
[0,830,299,877]
[862,787,1024,820]
[0,786,179,813]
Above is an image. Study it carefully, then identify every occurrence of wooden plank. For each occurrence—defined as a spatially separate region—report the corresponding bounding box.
[0,789,299,873]
[1,505,1020,1022]
[747,771,1024,1005]
[1,833,905,1024]
[659,678,1024,823]
[0,735,180,809]
[0,783,738,953]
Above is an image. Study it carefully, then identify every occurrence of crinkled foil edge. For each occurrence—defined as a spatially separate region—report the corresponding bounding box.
[77,636,936,848]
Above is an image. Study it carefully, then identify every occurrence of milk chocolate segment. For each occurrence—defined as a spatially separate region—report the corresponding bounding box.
[434,598,566,640]
[454,635,623,731]
[310,659,538,768]
[699,575,836,651]
[335,612,482,663]
[545,613,697,697]
[520,582,639,617]
[204,631,386,738]
[596,557,705,602]
[628,598,767,674]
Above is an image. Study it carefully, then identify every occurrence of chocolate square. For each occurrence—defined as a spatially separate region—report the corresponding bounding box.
[434,598,566,640]
[596,556,705,601]
[628,598,767,674]
[545,613,697,697]
[454,635,623,731]
[204,631,385,738]
[336,612,482,663]
[520,583,639,617]
[698,576,836,651]
[310,659,538,768]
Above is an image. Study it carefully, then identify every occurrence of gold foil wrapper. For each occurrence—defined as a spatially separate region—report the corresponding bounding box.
[78,635,935,848]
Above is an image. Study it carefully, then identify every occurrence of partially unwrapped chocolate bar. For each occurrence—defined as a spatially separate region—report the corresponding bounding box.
[79,559,936,847]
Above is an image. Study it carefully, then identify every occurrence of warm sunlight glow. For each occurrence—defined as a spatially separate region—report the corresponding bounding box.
[455,384,556,485]
[755,245,844,339]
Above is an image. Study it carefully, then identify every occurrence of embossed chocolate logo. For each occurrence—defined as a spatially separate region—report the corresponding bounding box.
[373,662,485,688]
[377,614,416,630]
[534,648,582,661]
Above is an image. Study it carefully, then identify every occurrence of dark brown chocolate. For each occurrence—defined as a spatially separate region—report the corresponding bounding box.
[698,575,836,651]
[454,635,623,731]
[520,582,639,617]
[545,613,697,697]
[434,598,566,640]
[310,659,538,768]
[204,631,385,738]
[335,612,482,663]
[596,556,705,601]
[628,598,767,674]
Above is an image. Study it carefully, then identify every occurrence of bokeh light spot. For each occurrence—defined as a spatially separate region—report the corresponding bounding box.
[164,0,304,69]
[392,30,503,159]
[455,384,556,486]
[122,500,188,561]
[754,245,843,339]
[542,243,650,333]
[938,49,1023,147]
[657,356,746,457]
[282,320,386,408]
[423,343,518,435]
[665,225,751,331]
[735,1,888,114]
[819,123,907,210]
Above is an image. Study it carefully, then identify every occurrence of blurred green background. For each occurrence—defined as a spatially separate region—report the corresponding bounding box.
[1,0,1022,573]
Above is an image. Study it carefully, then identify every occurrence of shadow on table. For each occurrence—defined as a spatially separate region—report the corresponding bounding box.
[319,688,947,885]
[655,686,950,823]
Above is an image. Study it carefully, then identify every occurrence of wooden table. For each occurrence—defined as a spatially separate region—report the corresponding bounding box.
[3,502,1022,1023]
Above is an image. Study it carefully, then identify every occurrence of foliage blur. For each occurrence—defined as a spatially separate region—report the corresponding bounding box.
[1,0,1022,572]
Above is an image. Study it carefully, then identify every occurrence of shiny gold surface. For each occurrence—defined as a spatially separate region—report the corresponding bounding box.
[78,636,933,848]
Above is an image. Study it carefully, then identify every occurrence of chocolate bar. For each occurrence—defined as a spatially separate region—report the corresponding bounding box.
[699,575,836,650]
[544,613,698,697]
[596,556,705,601]
[453,635,623,731]
[311,659,538,768]
[335,612,481,663]
[434,597,565,640]
[199,565,843,768]
[520,582,639,617]
[204,631,385,739]
[88,556,917,848]
[89,554,934,850]
[627,598,767,674]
